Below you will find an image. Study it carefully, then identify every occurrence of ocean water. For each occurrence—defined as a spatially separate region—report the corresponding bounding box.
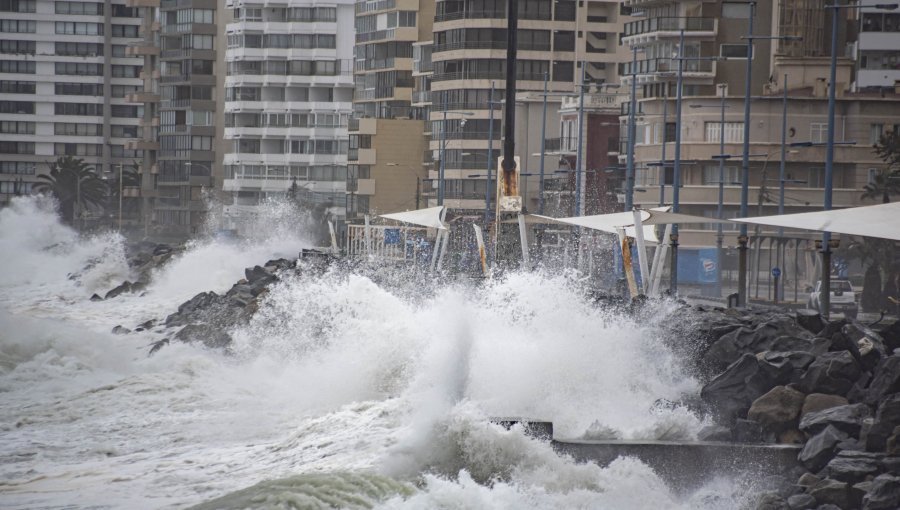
[0,197,757,509]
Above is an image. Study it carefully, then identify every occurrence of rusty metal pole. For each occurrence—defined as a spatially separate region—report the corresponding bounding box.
[501,0,518,192]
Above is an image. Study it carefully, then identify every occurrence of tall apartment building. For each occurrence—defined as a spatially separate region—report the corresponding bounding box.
[0,0,145,209]
[427,0,631,215]
[618,0,870,247]
[221,0,355,230]
[346,0,433,219]
[853,6,900,90]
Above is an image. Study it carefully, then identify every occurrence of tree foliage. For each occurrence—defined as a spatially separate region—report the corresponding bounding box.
[32,156,108,225]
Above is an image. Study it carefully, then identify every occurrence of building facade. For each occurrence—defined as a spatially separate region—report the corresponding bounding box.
[222,0,355,231]
[0,0,145,213]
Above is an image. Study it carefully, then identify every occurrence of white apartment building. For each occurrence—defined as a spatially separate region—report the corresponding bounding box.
[222,0,355,227]
[854,5,900,90]
[0,0,144,204]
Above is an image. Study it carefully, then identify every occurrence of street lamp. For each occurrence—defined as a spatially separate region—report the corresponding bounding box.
[625,46,646,212]
[737,0,803,306]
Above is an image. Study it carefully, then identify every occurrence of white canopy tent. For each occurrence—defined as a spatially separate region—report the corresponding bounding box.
[379,206,447,230]
[733,202,900,242]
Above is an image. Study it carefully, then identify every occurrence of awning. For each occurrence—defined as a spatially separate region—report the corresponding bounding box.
[733,202,900,242]
[379,206,447,230]
[531,207,728,235]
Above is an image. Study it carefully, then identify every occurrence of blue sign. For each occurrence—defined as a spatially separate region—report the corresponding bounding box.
[384,228,401,245]
[772,267,781,278]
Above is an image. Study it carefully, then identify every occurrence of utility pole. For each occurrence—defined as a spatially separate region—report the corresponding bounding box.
[118,162,124,233]
[670,30,685,294]
[738,1,757,307]
[574,61,586,216]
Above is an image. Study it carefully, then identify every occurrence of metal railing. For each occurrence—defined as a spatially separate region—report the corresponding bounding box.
[432,71,546,82]
[435,9,505,22]
[622,57,715,76]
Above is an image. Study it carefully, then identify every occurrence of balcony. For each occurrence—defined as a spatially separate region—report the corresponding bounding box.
[125,139,160,151]
[432,71,546,83]
[412,90,432,105]
[126,0,159,6]
[622,58,716,80]
[623,17,717,42]
[435,10,505,23]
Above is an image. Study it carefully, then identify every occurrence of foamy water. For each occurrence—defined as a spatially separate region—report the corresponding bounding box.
[0,196,754,509]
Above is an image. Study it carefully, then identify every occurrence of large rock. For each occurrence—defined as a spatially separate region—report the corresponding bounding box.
[785,493,815,510]
[797,351,861,396]
[809,479,855,509]
[701,354,774,423]
[863,474,900,510]
[104,280,133,300]
[824,451,883,484]
[697,424,732,442]
[843,321,889,370]
[174,324,232,349]
[867,394,900,452]
[796,309,826,335]
[759,351,816,386]
[802,394,850,420]
[800,403,872,436]
[748,385,806,433]
[245,265,276,285]
[799,425,849,472]
[865,356,900,406]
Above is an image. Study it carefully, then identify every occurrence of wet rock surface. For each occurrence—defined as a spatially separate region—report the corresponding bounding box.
[677,303,900,509]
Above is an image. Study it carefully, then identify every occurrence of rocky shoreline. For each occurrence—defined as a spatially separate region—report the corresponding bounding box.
[683,304,900,509]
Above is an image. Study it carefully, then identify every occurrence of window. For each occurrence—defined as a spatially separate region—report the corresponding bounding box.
[553,60,574,82]
[56,42,104,57]
[0,120,34,134]
[55,62,104,76]
[0,161,35,174]
[54,143,102,156]
[192,136,212,150]
[810,123,827,143]
[869,168,880,184]
[553,31,575,52]
[807,167,825,188]
[0,0,35,12]
[0,40,35,54]
[0,80,34,94]
[0,60,35,73]
[112,65,141,78]
[554,1,576,21]
[190,35,214,49]
[0,20,35,33]
[56,22,103,35]
[0,141,34,154]
[112,24,139,38]
[110,125,139,138]
[55,103,104,116]
[722,2,751,18]
[111,85,140,98]
[55,123,103,136]
[720,44,752,59]
[111,4,138,17]
[111,105,141,117]
[55,1,102,14]
[56,83,103,96]
[0,100,34,114]
[702,165,740,185]
[705,121,745,143]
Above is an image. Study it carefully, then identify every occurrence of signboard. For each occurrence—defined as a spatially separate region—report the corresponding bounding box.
[772,267,781,278]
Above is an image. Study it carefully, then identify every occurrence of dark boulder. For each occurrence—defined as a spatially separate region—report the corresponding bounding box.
[865,356,900,406]
[90,293,103,301]
[104,281,133,300]
[701,354,774,423]
[824,451,883,484]
[799,425,848,472]
[733,418,764,443]
[798,351,861,396]
[866,394,900,452]
[862,474,900,510]
[809,479,855,509]
[697,424,732,442]
[111,325,131,335]
[175,324,232,349]
[760,351,817,386]
[245,265,276,285]
[786,493,816,510]
[796,309,826,335]
[799,403,871,437]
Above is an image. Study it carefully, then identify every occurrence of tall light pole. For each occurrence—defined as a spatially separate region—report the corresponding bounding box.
[670,30,686,294]
[659,87,668,206]
[574,60,586,216]
[777,74,788,302]
[625,46,641,212]
[118,162,124,232]
[538,72,548,215]
[487,81,495,220]
[439,98,448,206]
[737,2,802,306]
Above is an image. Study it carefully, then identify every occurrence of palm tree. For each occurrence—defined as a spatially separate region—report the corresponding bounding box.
[32,156,108,226]
[861,168,900,204]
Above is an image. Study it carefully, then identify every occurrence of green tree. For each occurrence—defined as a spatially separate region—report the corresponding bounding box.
[861,168,900,204]
[32,156,108,225]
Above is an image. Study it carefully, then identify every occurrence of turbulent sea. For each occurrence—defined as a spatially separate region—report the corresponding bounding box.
[1,197,760,509]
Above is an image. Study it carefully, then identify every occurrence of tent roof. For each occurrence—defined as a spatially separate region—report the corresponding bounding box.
[733,202,900,242]
[530,207,728,233]
[379,206,447,230]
